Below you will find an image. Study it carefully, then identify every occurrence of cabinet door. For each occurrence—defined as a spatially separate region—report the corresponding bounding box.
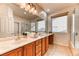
[41,38,46,55]
[24,42,35,56]
[45,37,49,51]
[49,35,54,44]
[35,40,42,56]
[2,47,23,56]
[36,44,41,55]
[17,48,23,56]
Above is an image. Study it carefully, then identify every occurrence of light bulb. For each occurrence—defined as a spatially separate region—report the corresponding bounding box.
[25,4,30,11]
[33,10,37,15]
[20,3,26,8]
[24,12,26,14]
[25,7,28,11]
[29,7,35,13]
[27,5,30,10]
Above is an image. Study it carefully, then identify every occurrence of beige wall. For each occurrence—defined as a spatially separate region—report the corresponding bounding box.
[53,33,70,46]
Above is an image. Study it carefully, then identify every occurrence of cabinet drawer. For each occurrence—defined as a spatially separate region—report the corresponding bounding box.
[36,40,41,46]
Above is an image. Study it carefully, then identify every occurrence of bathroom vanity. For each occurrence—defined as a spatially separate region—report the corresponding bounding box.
[0,33,53,56]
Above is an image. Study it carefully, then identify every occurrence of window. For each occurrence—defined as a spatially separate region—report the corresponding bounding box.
[38,20,45,32]
[52,16,67,32]
[31,22,35,31]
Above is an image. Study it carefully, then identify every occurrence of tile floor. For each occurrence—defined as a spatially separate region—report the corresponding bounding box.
[44,44,72,56]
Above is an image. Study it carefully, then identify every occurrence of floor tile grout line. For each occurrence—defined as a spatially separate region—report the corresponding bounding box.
[45,44,72,56]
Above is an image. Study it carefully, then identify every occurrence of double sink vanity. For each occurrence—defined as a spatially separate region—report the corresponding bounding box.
[0,33,53,56]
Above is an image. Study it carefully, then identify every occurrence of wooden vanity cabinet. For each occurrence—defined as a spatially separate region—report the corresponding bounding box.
[35,40,42,56]
[1,35,53,56]
[2,47,23,56]
[41,38,46,55]
[45,37,49,51]
[48,34,54,44]
[23,42,35,56]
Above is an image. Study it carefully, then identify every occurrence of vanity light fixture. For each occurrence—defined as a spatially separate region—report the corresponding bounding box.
[24,12,26,14]
[20,3,38,15]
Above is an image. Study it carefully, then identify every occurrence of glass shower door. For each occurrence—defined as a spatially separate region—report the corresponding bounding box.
[72,8,79,48]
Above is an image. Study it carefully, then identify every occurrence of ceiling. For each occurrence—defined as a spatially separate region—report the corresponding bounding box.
[38,3,78,15]
[6,3,79,21]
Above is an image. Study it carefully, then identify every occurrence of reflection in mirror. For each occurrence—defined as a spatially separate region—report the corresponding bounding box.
[37,20,45,32]
[14,22,19,36]
[31,22,35,32]
[21,22,29,34]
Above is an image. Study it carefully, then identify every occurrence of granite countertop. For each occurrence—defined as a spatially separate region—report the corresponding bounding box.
[0,33,53,55]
